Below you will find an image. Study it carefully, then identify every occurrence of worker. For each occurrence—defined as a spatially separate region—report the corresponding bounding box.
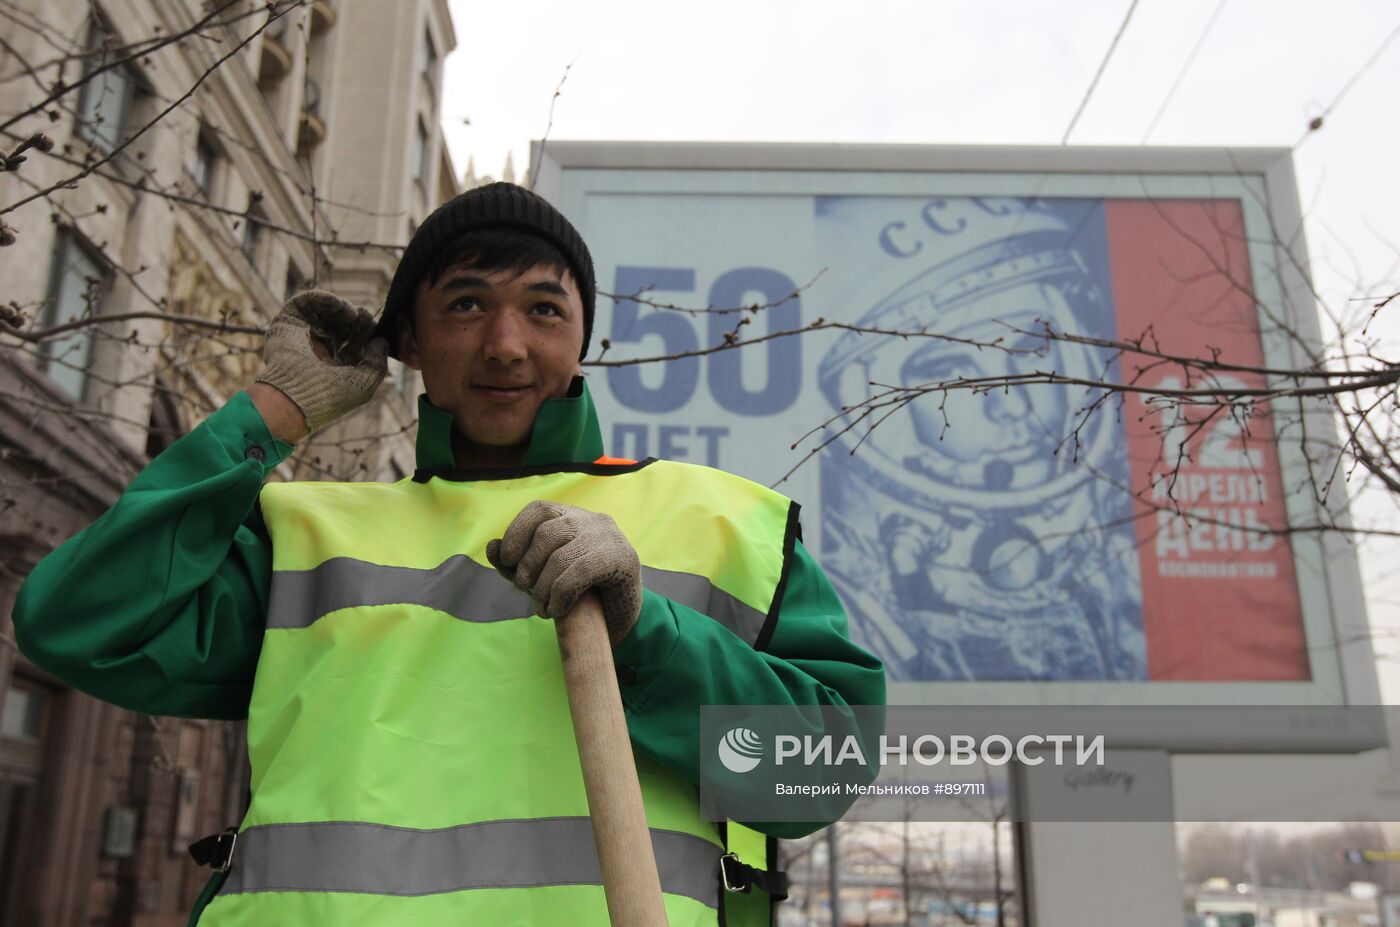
[13,182,885,926]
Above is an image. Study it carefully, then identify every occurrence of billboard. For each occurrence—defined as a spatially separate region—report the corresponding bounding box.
[537,142,1378,709]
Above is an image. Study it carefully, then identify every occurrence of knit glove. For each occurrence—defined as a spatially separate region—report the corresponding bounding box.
[486,501,643,646]
[254,290,388,435]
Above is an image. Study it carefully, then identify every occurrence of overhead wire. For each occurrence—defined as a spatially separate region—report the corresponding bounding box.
[1140,0,1230,144]
[1295,16,1400,149]
[1061,0,1143,145]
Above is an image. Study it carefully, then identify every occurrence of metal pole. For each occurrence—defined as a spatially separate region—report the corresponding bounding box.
[828,822,843,927]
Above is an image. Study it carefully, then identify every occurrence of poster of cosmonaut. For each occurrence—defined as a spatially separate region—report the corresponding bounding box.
[547,144,1358,696]
[813,195,1150,683]
[812,194,1304,683]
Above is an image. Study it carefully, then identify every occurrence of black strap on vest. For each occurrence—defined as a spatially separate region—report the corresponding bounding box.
[188,827,238,872]
[720,852,790,900]
[717,821,791,912]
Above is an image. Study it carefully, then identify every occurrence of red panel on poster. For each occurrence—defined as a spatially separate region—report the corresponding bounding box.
[1106,199,1310,681]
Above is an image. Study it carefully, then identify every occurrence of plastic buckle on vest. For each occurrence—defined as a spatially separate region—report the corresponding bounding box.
[188,827,238,873]
[720,853,753,894]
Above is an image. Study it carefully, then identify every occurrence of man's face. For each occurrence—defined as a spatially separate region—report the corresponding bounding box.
[400,262,584,467]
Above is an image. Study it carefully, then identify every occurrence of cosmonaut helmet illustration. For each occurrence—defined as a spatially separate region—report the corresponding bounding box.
[818,196,1116,516]
[816,196,1143,679]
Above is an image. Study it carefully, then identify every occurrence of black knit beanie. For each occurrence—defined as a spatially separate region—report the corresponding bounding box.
[376,182,596,359]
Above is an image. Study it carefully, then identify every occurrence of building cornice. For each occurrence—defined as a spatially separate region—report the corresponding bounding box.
[433,0,456,51]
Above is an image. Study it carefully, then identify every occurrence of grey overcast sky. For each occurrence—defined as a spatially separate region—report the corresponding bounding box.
[440,0,1400,697]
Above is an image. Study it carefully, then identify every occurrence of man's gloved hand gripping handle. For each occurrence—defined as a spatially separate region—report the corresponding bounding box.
[487,501,643,647]
[251,290,388,441]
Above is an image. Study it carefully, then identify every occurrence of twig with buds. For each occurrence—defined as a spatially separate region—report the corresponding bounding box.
[0,131,53,172]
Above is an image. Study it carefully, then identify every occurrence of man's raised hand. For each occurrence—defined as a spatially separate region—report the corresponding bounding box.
[253,290,388,437]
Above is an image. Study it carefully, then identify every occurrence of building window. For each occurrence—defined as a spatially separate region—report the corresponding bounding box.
[413,118,429,185]
[241,197,264,264]
[186,130,217,195]
[0,675,55,922]
[74,18,134,154]
[144,377,185,458]
[0,684,48,743]
[40,231,107,400]
[422,28,437,93]
[285,265,305,300]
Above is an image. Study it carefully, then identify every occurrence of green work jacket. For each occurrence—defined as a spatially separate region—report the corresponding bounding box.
[14,378,886,925]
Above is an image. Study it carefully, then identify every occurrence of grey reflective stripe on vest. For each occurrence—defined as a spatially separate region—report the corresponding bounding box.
[641,566,765,645]
[266,555,530,628]
[266,556,766,645]
[219,817,722,906]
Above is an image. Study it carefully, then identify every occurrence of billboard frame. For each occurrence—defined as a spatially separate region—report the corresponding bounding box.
[534,140,1381,713]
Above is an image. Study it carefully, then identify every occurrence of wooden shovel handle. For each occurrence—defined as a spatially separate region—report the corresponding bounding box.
[556,593,670,926]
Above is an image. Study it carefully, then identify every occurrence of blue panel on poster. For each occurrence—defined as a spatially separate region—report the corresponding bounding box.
[814,196,1147,682]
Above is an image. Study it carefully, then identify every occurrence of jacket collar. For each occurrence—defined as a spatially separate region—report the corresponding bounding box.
[414,375,604,470]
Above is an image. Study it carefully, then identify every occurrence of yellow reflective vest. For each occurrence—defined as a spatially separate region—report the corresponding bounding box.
[197,459,794,926]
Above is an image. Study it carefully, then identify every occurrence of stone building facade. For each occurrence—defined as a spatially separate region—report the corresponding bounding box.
[0,1,457,923]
